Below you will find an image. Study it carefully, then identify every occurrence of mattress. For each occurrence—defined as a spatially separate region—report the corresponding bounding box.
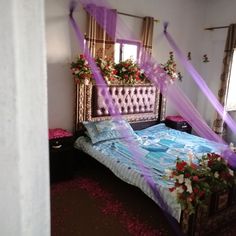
[74,124,226,222]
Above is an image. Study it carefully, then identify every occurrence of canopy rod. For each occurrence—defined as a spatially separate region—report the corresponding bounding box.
[205,25,229,31]
[117,11,159,23]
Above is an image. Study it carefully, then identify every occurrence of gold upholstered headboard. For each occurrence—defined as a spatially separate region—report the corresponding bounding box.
[75,81,166,131]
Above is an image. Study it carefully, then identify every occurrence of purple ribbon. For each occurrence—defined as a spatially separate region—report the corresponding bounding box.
[163,24,236,167]
[68,1,236,234]
[69,1,177,225]
[69,3,236,235]
[164,24,236,135]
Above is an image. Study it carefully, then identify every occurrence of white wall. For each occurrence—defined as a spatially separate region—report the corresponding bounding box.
[46,0,74,131]
[196,0,236,127]
[0,0,50,235]
[106,0,204,115]
[47,0,230,131]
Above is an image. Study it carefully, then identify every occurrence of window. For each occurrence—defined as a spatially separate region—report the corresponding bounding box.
[226,49,236,111]
[114,39,140,63]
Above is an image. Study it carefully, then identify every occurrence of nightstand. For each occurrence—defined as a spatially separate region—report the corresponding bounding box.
[165,115,192,134]
[49,134,74,183]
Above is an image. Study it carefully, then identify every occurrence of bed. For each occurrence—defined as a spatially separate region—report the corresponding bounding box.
[74,81,236,235]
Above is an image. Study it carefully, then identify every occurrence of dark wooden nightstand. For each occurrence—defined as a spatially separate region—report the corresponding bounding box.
[49,136,74,183]
[165,116,192,134]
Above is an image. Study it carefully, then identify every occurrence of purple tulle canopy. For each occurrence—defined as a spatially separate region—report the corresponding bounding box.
[164,23,236,135]
[69,2,183,234]
[69,1,236,234]
[77,0,236,167]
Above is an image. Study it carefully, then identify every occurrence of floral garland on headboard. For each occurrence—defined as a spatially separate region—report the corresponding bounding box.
[71,54,181,85]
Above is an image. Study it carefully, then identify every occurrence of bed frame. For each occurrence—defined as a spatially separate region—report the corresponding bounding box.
[181,188,236,235]
[74,80,236,235]
[74,80,166,132]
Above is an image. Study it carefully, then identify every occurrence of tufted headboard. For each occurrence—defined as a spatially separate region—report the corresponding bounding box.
[75,81,166,132]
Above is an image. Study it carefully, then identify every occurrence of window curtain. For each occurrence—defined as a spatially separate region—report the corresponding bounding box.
[140,16,166,119]
[141,17,154,54]
[213,24,236,136]
[86,4,117,59]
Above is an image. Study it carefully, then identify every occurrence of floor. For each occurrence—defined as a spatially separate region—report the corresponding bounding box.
[51,153,175,236]
[50,152,236,236]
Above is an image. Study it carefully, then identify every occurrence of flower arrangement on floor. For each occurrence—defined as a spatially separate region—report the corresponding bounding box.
[165,153,236,215]
[70,55,148,85]
[161,52,182,81]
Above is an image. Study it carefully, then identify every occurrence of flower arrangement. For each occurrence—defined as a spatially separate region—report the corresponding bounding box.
[114,59,148,84]
[95,57,118,85]
[71,53,183,85]
[161,52,182,81]
[166,153,236,215]
[71,55,148,85]
[200,153,235,191]
[70,55,92,84]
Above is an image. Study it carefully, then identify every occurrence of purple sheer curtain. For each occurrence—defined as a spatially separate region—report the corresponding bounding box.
[69,1,236,234]
[70,3,185,234]
[83,2,228,141]
[72,0,236,167]
[85,4,117,59]
[164,25,236,136]
[69,1,175,216]
[85,3,116,40]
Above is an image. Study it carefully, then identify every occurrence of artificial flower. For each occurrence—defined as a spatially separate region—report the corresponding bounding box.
[70,54,92,83]
[114,59,148,85]
[161,52,182,82]
[165,154,236,215]
[71,55,149,85]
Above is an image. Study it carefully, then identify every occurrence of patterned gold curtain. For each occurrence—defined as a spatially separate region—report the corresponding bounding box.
[86,5,117,59]
[213,24,236,136]
[140,16,166,119]
[141,17,154,55]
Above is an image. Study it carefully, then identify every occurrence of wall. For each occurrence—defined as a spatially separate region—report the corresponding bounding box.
[196,0,236,127]
[46,0,75,132]
[46,0,207,132]
[0,0,50,235]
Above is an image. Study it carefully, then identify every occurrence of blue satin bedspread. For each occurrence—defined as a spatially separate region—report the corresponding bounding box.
[74,123,226,221]
[89,123,225,186]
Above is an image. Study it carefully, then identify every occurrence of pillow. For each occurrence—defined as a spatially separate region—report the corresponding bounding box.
[83,119,136,144]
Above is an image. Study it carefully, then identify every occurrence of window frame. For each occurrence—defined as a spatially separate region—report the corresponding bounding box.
[115,39,141,63]
[226,48,236,111]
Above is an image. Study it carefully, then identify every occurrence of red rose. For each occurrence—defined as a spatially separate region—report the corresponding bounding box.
[199,191,205,198]
[192,176,199,182]
[185,173,191,178]
[169,187,176,192]
[182,185,187,191]
[176,161,187,171]
[208,160,213,167]
[190,163,197,169]
[193,187,199,194]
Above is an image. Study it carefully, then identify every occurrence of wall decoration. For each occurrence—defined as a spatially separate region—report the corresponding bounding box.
[161,52,182,81]
[187,52,191,60]
[203,54,210,63]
